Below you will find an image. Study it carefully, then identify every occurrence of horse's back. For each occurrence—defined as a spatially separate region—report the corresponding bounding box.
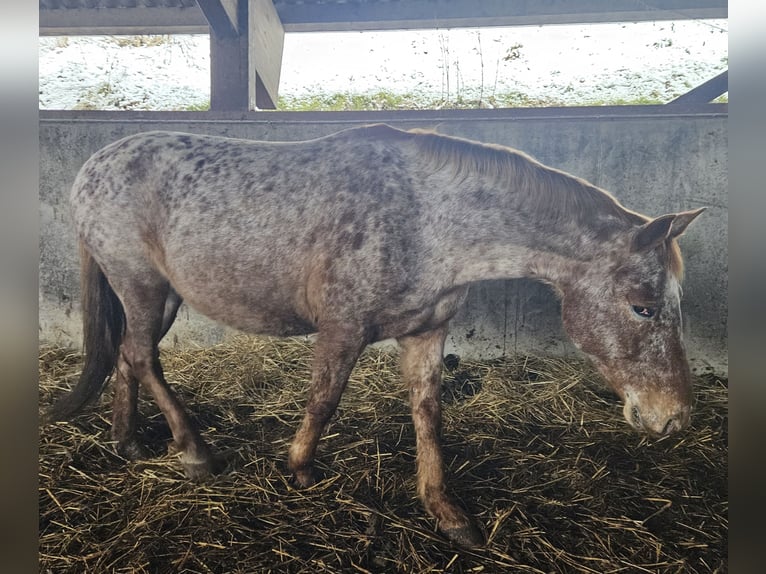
[69,128,443,337]
[72,127,418,223]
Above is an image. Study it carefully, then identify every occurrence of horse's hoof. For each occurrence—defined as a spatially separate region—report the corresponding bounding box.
[291,466,318,488]
[117,439,151,461]
[442,522,485,548]
[181,453,224,481]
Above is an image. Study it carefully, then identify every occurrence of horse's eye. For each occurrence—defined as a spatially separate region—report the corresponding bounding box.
[631,305,656,318]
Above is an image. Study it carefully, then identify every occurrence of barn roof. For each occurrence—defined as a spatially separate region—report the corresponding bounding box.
[38,1,728,111]
[40,0,728,35]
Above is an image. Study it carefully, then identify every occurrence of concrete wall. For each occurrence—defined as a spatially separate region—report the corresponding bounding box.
[39,106,728,374]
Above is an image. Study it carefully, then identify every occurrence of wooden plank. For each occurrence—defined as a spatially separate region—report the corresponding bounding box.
[197,0,239,38]
[274,0,729,32]
[39,102,728,124]
[209,21,249,111]
[668,71,728,104]
[39,6,209,36]
[40,0,728,36]
[221,1,241,32]
[209,1,283,111]
[249,0,284,109]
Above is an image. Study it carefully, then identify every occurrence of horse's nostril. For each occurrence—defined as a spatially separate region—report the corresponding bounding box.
[631,406,642,428]
[662,417,678,436]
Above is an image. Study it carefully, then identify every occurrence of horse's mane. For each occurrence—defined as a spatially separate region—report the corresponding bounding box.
[406,127,636,222]
[352,124,685,280]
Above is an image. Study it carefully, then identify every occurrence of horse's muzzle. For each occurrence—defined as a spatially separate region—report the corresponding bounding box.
[623,399,691,437]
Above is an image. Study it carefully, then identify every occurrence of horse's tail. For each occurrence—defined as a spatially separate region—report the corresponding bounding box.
[48,242,125,421]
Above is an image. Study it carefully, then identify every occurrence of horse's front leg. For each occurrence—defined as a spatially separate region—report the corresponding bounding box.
[398,325,484,547]
[288,325,368,487]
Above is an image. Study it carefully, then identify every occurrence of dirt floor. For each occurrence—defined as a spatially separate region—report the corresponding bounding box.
[39,337,727,573]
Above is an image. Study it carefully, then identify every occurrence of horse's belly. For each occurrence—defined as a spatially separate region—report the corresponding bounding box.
[190,297,315,337]
[227,313,315,337]
[172,275,315,337]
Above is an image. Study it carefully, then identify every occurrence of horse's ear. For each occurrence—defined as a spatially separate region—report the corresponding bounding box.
[668,207,706,240]
[632,208,706,252]
[632,214,677,252]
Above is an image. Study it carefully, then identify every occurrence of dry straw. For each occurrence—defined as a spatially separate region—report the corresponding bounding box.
[40,336,727,573]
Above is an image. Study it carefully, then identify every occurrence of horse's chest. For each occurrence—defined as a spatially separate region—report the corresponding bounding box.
[374,286,470,341]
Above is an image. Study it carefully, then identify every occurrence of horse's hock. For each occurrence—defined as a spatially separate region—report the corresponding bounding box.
[39,109,728,376]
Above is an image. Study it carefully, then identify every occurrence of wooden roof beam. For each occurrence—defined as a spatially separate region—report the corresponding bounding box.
[668,71,728,104]
[39,6,209,36]
[250,0,284,109]
[209,0,284,111]
[198,0,239,38]
[39,0,728,36]
[275,0,729,32]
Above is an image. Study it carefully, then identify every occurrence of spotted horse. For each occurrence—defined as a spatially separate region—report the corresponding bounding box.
[50,124,704,547]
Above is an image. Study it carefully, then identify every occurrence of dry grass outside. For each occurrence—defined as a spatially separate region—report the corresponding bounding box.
[39,337,727,573]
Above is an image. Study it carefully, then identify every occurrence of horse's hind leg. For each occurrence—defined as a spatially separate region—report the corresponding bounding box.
[112,352,148,461]
[111,287,183,461]
[288,324,368,487]
[111,276,215,478]
[398,325,484,547]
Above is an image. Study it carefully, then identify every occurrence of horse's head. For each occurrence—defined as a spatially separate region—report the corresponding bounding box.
[559,208,705,437]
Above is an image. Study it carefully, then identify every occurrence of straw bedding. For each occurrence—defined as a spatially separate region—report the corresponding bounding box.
[39,336,727,573]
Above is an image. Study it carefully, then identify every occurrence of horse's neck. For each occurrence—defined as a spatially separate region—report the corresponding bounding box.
[436,183,619,288]
[449,241,578,287]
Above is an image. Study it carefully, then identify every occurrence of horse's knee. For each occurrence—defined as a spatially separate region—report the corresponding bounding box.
[118,341,155,377]
[127,354,155,380]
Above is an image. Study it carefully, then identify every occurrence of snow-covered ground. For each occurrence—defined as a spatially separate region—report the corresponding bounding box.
[39,19,728,110]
